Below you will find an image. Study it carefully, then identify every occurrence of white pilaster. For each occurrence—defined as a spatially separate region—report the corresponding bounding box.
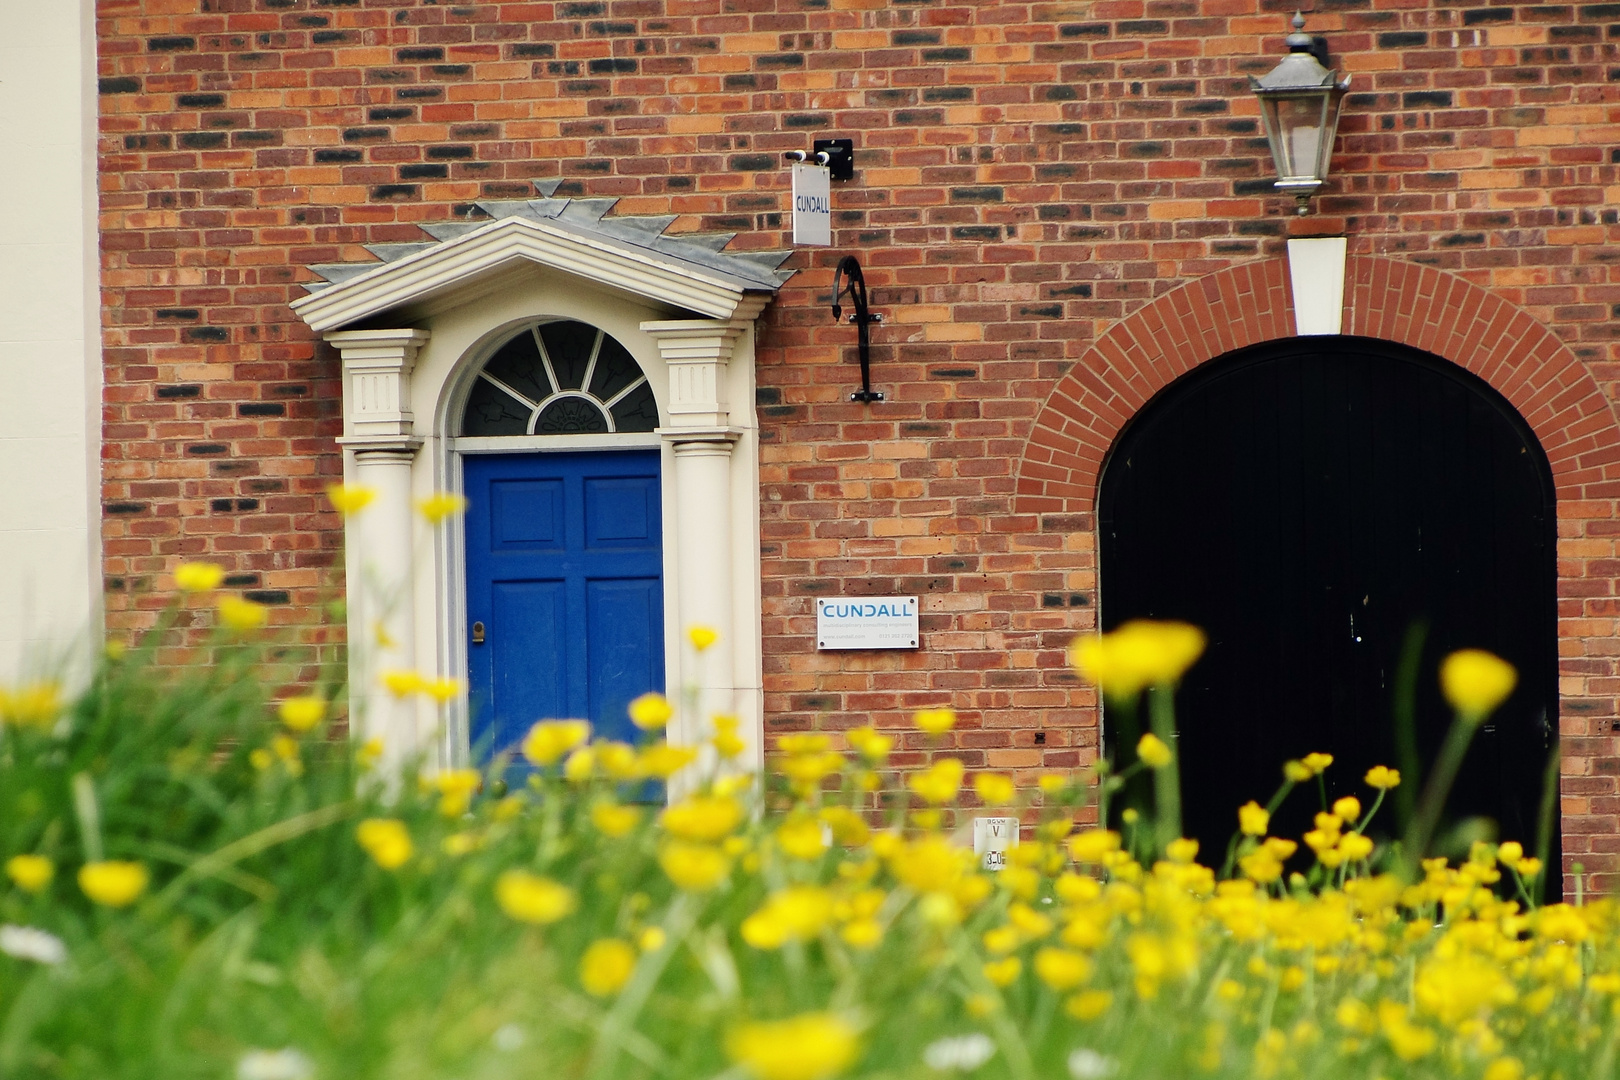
[643,320,746,756]
[327,329,430,770]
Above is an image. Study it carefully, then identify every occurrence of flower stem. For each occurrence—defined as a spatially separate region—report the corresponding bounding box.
[1149,683,1181,853]
[1401,710,1479,879]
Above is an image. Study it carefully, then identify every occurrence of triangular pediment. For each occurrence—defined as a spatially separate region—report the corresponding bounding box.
[290,196,793,332]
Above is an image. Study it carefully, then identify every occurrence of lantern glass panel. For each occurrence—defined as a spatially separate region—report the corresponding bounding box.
[1275,95,1326,181]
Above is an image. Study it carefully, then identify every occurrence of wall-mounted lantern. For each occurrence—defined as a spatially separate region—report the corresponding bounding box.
[1249,13,1350,215]
[831,255,884,403]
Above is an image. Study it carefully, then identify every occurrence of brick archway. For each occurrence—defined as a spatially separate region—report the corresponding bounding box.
[1016,254,1620,884]
[1018,255,1620,513]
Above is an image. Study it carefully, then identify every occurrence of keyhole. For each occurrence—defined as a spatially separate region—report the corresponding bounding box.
[472,621,486,645]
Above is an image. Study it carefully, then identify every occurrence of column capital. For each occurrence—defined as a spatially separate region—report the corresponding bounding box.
[326,328,431,453]
[641,318,747,432]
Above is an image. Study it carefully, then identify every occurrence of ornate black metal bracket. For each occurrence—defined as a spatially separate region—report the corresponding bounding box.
[831,254,884,403]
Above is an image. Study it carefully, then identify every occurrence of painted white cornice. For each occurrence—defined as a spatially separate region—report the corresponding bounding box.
[291,214,782,332]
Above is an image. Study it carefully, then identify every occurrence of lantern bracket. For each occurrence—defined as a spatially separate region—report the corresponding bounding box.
[831,254,884,403]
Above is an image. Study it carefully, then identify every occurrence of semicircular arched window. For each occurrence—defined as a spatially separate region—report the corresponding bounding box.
[460,320,659,436]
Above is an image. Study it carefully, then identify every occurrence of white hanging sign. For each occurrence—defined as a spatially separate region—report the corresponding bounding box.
[973,816,1020,871]
[815,596,918,650]
[791,161,831,246]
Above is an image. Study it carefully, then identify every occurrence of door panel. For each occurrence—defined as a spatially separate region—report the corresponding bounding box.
[490,478,564,548]
[586,578,663,736]
[1098,337,1557,871]
[584,475,658,547]
[490,580,569,739]
[465,450,664,759]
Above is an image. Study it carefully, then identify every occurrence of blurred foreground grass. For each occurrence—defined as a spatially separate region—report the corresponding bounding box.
[0,598,1611,1080]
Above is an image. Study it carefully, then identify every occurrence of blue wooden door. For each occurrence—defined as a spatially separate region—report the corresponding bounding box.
[464,450,664,759]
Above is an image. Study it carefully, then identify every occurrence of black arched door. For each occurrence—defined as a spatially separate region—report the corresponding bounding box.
[1099,336,1558,867]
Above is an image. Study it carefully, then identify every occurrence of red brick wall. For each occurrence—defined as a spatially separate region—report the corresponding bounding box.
[96,1,1620,871]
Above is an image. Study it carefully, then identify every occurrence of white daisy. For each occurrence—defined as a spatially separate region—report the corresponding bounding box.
[1067,1048,1120,1080]
[235,1048,314,1080]
[923,1033,996,1072]
[0,924,67,966]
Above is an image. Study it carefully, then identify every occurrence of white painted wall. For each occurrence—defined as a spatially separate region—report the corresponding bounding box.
[0,0,102,680]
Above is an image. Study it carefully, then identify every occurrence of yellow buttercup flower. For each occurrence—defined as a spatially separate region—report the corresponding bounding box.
[637,743,698,779]
[1364,765,1401,790]
[816,805,868,847]
[1165,837,1199,864]
[1440,649,1517,719]
[1302,752,1333,774]
[563,747,596,782]
[277,695,326,733]
[415,491,468,524]
[907,758,965,805]
[741,886,835,949]
[1378,1000,1436,1061]
[494,870,576,924]
[776,815,829,860]
[5,854,54,893]
[579,938,637,997]
[173,561,226,592]
[844,727,893,762]
[726,1012,859,1080]
[434,769,482,817]
[217,596,267,631]
[1136,733,1172,769]
[1332,796,1361,822]
[1283,759,1314,783]
[628,692,674,730]
[423,677,463,704]
[78,860,149,907]
[325,482,376,516]
[841,918,883,949]
[639,926,667,952]
[521,719,592,766]
[1067,989,1113,1020]
[356,818,413,870]
[658,841,731,891]
[714,728,747,759]
[687,625,719,651]
[591,801,641,838]
[1068,620,1206,698]
[1034,946,1092,991]
[0,681,62,729]
[973,773,1016,806]
[1338,833,1375,862]
[983,956,1022,987]
[381,670,423,698]
[914,707,957,735]
[661,795,745,842]
[599,738,641,773]
[1483,1058,1524,1080]
[1067,829,1121,865]
[1238,801,1269,836]
[357,737,384,770]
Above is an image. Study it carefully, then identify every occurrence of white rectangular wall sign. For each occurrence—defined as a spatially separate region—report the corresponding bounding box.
[973,816,1020,871]
[791,162,831,246]
[816,596,918,650]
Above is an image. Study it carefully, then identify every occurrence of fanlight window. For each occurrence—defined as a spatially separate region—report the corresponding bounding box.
[461,320,658,436]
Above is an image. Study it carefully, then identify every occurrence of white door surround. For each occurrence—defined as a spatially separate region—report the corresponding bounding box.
[293,204,788,775]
